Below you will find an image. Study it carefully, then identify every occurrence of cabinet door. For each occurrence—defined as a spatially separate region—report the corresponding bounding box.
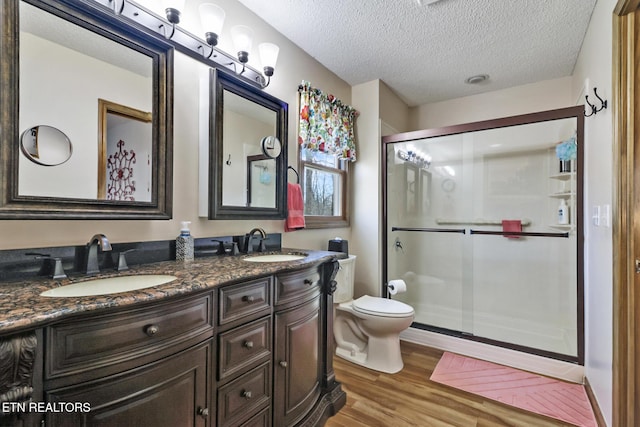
[273,296,321,427]
[45,340,212,427]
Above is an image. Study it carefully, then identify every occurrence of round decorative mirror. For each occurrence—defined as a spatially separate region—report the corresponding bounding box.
[20,125,73,166]
[261,136,282,158]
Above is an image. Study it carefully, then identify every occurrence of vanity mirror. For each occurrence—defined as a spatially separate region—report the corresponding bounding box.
[0,0,173,219]
[20,125,73,166]
[206,68,288,219]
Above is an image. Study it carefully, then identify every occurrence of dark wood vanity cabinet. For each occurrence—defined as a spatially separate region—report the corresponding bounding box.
[215,263,345,427]
[3,259,344,427]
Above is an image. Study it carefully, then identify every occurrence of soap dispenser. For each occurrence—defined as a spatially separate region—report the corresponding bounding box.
[558,199,569,225]
[176,221,194,261]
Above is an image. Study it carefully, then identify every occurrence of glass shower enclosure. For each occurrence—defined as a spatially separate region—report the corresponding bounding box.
[382,106,584,363]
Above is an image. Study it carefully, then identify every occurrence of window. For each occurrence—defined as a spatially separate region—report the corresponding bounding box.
[300,149,348,227]
[297,81,357,228]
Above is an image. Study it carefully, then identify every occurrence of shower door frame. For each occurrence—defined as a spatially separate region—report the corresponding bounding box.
[381,105,585,364]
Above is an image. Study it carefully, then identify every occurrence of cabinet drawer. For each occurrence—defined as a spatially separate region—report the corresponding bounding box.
[219,277,272,325]
[217,362,271,427]
[219,316,271,381]
[274,268,321,307]
[46,292,213,380]
[241,407,271,427]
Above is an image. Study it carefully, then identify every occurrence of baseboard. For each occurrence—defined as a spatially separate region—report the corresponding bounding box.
[400,327,584,383]
[584,377,607,427]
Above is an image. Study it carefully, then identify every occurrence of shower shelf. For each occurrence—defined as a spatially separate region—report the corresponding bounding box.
[548,192,575,198]
[549,172,573,180]
[548,155,576,230]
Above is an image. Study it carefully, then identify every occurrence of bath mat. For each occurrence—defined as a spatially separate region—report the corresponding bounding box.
[430,352,597,427]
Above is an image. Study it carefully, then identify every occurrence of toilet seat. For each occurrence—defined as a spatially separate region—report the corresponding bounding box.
[352,295,414,318]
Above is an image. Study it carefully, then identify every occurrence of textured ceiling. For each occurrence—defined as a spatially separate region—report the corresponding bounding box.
[236,0,597,107]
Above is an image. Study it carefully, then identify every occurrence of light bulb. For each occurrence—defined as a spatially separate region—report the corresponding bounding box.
[231,25,254,63]
[259,42,279,76]
[199,3,225,46]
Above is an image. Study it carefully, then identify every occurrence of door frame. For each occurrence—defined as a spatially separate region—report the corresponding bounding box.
[613,1,640,426]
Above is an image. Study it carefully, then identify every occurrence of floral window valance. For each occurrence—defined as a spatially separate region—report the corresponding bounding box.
[298,81,358,162]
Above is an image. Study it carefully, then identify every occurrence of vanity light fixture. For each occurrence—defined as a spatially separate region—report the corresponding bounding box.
[231,25,254,74]
[199,3,225,59]
[258,42,279,88]
[161,0,186,39]
[113,0,276,89]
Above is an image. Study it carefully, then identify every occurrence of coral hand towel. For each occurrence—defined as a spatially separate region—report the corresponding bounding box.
[285,183,305,232]
[502,220,521,239]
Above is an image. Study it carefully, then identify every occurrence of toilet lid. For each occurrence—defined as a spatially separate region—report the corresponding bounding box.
[352,295,414,318]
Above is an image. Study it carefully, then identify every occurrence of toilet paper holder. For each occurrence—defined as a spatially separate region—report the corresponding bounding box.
[387,279,407,295]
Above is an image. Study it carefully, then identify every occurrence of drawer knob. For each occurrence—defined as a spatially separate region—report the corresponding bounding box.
[243,340,254,349]
[145,324,159,336]
[198,407,209,418]
[279,360,288,368]
[242,295,255,303]
[242,390,253,399]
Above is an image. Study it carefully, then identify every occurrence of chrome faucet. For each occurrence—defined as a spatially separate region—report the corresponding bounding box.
[85,234,112,275]
[245,228,267,253]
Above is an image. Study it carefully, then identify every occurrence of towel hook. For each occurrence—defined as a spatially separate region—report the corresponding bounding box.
[584,87,607,117]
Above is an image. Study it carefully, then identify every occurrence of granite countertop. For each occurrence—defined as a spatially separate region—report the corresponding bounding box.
[0,249,340,335]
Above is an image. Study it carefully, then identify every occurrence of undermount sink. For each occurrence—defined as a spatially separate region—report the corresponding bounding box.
[40,274,177,297]
[243,253,307,263]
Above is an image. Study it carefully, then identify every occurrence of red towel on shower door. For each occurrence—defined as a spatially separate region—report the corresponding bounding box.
[502,220,522,239]
[285,183,305,232]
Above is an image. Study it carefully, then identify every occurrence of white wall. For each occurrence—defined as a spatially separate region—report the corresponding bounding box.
[410,77,574,130]
[350,81,383,298]
[571,0,616,424]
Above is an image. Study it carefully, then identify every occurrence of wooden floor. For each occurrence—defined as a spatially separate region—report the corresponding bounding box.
[325,341,575,427]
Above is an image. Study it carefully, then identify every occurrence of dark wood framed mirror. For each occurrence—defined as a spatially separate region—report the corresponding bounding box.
[0,0,173,219]
[207,68,288,219]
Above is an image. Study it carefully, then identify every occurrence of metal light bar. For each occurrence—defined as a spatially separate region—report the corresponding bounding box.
[93,0,268,89]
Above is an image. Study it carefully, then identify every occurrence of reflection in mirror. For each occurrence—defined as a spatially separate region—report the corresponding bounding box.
[18,1,152,200]
[221,90,277,207]
[1,0,173,218]
[247,155,276,208]
[20,125,72,166]
[98,99,152,202]
[208,68,288,219]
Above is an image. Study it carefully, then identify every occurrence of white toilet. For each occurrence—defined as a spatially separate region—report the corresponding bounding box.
[333,255,415,374]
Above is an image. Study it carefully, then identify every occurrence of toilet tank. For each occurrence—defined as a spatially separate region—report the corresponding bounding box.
[334,255,356,303]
